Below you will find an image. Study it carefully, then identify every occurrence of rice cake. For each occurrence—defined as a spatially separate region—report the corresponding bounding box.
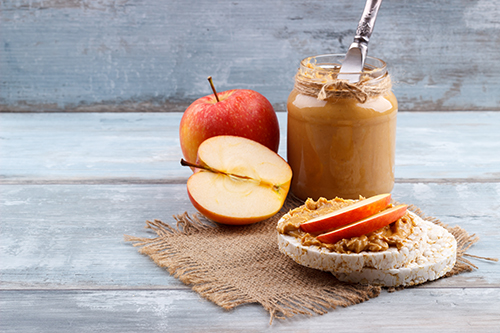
[277,211,457,287]
[332,218,457,287]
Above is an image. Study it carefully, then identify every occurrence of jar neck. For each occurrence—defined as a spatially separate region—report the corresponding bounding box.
[299,54,388,86]
[294,54,392,103]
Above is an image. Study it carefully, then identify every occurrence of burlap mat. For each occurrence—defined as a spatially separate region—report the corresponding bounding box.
[125,196,492,323]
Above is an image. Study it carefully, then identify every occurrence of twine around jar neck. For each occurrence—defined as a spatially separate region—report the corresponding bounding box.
[294,68,392,104]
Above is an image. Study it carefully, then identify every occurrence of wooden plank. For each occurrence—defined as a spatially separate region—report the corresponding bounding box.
[1,183,498,290]
[1,288,499,332]
[396,111,500,180]
[0,184,190,290]
[1,1,499,112]
[1,112,500,182]
[0,112,190,182]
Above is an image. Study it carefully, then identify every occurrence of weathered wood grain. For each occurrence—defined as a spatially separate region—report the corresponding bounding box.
[1,183,498,290]
[1,110,499,331]
[396,111,500,180]
[1,112,499,182]
[1,288,499,332]
[0,112,189,182]
[1,1,499,112]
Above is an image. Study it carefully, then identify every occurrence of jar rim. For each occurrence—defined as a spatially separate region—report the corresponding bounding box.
[294,53,392,101]
[300,53,387,77]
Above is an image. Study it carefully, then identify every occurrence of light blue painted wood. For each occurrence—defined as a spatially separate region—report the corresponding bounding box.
[1,289,499,332]
[1,110,499,331]
[1,183,499,289]
[1,0,499,111]
[396,111,500,180]
[1,112,499,182]
[0,184,190,290]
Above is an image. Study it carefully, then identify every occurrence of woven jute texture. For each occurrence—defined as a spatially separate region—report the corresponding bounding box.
[125,196,486,323]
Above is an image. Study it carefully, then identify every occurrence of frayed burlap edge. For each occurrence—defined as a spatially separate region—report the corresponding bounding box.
[125,214,380,324]
[125,215,256,309]
[125,199,496,323]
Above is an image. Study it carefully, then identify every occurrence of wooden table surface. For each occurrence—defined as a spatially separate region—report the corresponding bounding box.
[1,111,499,332]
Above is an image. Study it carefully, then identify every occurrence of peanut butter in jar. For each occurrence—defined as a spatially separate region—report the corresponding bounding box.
[287,54,398,200]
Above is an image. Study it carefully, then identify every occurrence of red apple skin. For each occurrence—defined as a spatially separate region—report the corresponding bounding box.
[179,89,280,164]
[300,194,392,234]
[316,205,408,244]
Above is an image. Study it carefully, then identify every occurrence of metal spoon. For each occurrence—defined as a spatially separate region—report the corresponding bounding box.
[338,0,383,83]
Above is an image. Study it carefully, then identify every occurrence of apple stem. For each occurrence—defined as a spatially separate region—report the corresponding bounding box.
[207,76,220,102]
[180,158,280,192]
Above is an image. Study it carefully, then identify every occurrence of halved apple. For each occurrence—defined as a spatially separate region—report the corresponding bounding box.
[184,135,292,225]
[300,193,392,234]
[316,204,408,244]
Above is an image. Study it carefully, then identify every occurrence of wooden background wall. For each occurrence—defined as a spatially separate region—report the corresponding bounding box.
[1,0,499,112]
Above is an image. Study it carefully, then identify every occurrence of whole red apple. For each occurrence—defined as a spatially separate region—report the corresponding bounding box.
[179,88,280,164]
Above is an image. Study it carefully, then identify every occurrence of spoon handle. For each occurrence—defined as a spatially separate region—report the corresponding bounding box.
[355,0,383,46]
[338,0,383,82]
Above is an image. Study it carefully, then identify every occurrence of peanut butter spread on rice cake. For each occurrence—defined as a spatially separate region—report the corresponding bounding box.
[277,197,415,254]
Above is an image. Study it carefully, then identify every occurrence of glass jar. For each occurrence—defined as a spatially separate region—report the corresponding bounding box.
[287,54,398,200]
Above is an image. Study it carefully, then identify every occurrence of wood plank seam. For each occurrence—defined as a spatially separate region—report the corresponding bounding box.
[2,178,500,185]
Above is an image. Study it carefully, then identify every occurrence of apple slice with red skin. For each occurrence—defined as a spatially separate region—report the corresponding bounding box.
[184,135,292,225]
[315,204,408,244]
[300,193,392,234]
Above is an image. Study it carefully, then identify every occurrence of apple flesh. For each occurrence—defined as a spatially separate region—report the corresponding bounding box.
[185,135,292,225]
[316,205,408,244]
[300,193,392,234]
[179,89,280,164]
